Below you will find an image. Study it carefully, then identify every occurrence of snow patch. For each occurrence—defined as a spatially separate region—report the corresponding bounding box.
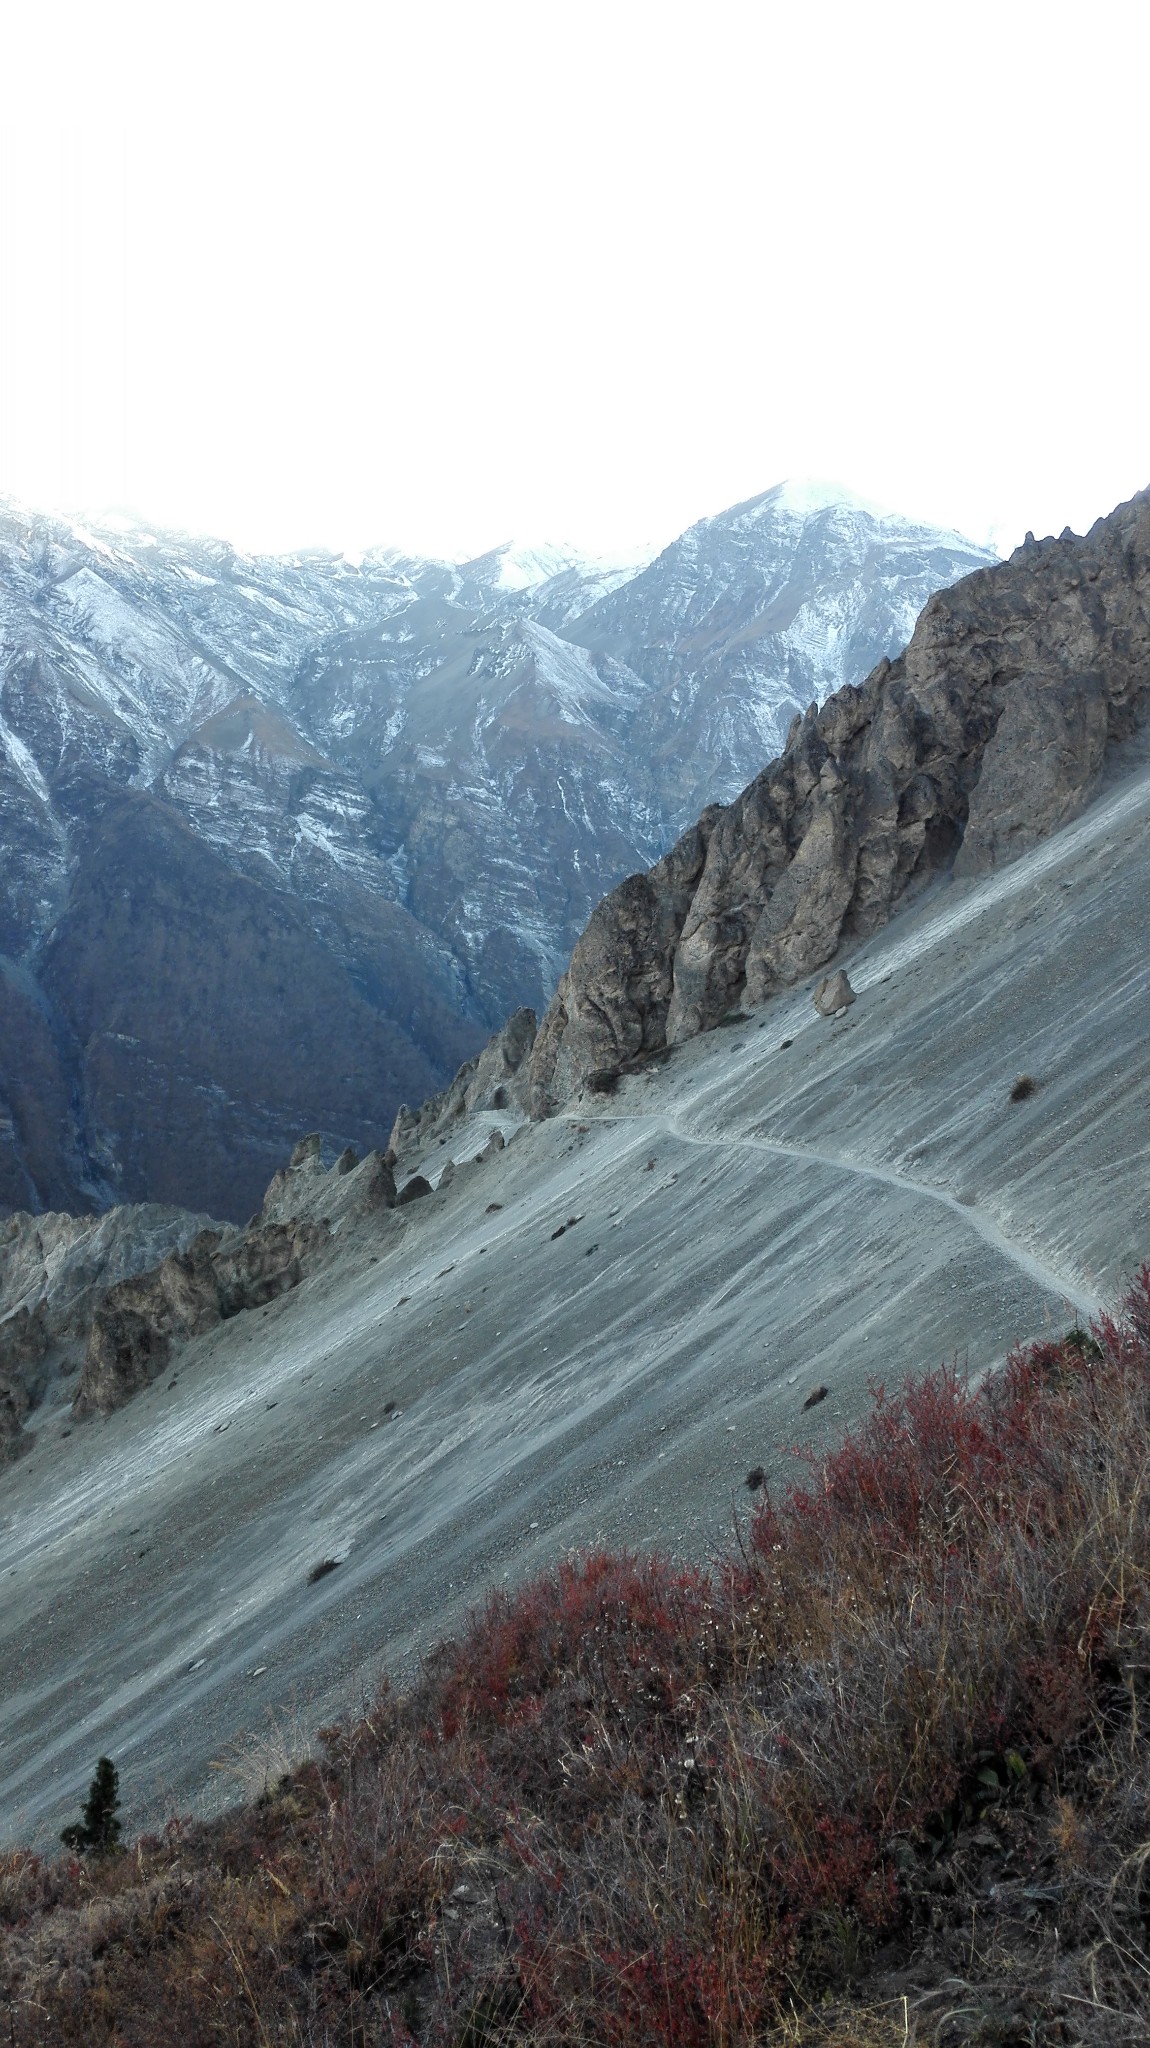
[520,621,619,722]
[474,538,659,593]
[0,712,52,807]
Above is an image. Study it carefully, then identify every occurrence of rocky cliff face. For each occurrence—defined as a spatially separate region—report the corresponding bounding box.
[0,488,991,1218]
[73,1215,331,1417]
[528,490,1150,1112]
[0,1201,220,1457]
[387,1007,537,1162]
[0,1130,404,1444]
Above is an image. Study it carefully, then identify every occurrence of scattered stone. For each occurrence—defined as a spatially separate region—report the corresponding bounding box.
[814,969,855,1017]
[307,1558,341,1584]
[802,1385,829,1410]
[396,1175,432,1207]
[745,1466,765,1491]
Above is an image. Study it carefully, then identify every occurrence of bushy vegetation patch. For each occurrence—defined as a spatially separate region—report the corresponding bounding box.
[4,1271,1150,2044]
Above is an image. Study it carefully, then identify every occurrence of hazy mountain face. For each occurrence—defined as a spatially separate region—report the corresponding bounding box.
[0,487,993,1218]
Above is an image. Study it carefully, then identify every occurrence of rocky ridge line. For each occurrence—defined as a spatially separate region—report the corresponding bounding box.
[0,1136,407,1449]
[0,488,993,1219]
[525,490,1150,1112]
[387,1007,537,1162]
[2,1042,542,1452]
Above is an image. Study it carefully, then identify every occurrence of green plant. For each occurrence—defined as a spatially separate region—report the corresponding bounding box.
[60,1756,122,1856]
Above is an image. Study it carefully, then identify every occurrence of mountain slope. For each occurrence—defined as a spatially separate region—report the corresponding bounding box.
[529,489,1150,1110]
[0,489,993,1215]
[567,480,993,826]
[2,737,1148,1844]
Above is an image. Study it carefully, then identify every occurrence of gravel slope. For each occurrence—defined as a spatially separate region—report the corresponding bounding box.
[2,759,1148,1845]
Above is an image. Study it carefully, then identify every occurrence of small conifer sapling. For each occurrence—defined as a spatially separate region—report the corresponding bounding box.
[61,1756,122,1855]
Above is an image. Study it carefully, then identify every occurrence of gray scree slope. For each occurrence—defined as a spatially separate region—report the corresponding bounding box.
[1,752,1148,1843]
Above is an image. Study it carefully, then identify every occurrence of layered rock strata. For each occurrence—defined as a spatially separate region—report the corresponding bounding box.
[528,491,1150,1113]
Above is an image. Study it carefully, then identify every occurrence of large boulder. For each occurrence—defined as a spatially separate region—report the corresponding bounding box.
[528,490,1150,1113]
[814,970,856,1017]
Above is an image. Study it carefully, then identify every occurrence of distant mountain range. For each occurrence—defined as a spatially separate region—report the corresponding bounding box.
[0,482,994,1218]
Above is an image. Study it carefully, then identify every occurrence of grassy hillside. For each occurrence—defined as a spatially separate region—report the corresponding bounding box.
[4,1272,1150,2045]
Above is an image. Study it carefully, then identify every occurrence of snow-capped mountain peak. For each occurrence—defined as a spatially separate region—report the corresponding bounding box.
[765,477,895,522]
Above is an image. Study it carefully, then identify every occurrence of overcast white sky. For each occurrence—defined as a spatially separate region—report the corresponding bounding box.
[1,0,1147,562]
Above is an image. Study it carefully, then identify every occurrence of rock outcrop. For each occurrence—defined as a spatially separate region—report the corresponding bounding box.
[0,1203,221,1456]
[389,1008,536,1161]
[0,1306,41,1459]
[259,1133,396,1229]
[74,1216,329,1416]
[73,1136,405,1416]
[528,490,1150,1113]
[0,1135,405,1435]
